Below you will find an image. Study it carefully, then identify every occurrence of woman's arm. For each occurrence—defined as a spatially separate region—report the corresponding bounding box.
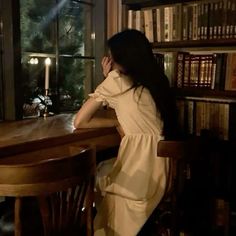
[73,97,119,129]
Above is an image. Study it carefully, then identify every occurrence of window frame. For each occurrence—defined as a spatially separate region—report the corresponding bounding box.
[0,0,106,120]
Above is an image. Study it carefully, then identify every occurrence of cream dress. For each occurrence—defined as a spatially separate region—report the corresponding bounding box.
[92,70,169,236]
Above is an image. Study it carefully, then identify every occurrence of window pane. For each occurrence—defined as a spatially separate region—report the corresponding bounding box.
[20,0,56,53]
[20,0,95,116]
[59,1,94,57]
[59,57,94,111]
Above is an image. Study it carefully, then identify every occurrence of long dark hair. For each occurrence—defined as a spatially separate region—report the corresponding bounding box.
[107,29,178,139]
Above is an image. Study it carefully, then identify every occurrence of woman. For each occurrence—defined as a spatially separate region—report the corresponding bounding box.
[74,29,178,236]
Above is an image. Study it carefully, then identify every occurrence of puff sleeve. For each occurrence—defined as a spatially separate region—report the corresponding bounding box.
[89,70,124,108]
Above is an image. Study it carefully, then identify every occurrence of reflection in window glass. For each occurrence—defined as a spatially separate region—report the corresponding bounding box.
[59,1,94,57]
[21,0,55,53]
[21,54,56,116]
[59,57,94,112]
[20,0,94,117]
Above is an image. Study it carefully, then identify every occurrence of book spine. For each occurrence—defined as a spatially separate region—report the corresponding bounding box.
[213,2,219,39]
[217,1,223,39]
[172,5,177,41]
[176,52,186,88]
[176,4,182,41]
[190,55,200,87]
[143,9,154,42]
[219,53,228,90]
[164,6,173,42]
[225,53,236,91]
[222,0,228,38]
[192,4,198,40]
[226,0,231,38]
[183,54,191,87]
[211,54,217,90]
[135,10,144,33]
[188,5,193,40]
[182,5,188,40]
[187,100,195,135]
[230,0,235,38]
[197,3,202,40]
[128,9,134,29]
[156,8,161,42]
[203,3,209,40]
[208,2,214,40]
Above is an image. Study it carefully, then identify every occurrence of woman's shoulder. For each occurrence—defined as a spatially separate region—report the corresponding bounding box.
[107,69,128,83]
[107,69,120,78]
[106,70,132,89]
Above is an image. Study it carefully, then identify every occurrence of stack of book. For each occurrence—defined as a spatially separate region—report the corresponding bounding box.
[127,0,236,43]
[162,52,236,91]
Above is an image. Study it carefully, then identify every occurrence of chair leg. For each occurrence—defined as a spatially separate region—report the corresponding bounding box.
[85,180,94,236]
[14,197,22,236]
[38,196,51,236]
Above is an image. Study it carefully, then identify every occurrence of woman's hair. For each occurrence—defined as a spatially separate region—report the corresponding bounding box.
[107,29,178,139]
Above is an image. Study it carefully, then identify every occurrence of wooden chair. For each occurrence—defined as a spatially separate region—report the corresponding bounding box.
[138,138,205,236]
[0,145,96,236]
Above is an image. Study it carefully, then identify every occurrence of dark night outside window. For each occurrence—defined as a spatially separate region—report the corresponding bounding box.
[20,0,94,118]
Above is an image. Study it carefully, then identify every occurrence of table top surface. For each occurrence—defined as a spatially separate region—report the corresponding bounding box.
[0,113,118,157]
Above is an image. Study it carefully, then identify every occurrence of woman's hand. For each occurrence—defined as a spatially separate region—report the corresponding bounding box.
[101,56,112,78]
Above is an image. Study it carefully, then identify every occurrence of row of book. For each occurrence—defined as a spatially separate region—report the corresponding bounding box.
[176,52,217,89]
[127,0,236,42]
[177,100,230,140]
[155,52,236,91]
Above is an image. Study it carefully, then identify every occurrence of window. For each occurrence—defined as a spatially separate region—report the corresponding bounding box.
[0,0,3,121]
[20,0,95,118]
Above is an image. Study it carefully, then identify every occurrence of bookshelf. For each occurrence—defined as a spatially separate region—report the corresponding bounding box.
[122,0,236,141]
[121,0,236,235]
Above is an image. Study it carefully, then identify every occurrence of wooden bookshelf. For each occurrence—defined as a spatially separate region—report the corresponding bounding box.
[174,87,236,102]
[152,38,236,49]
[121,0,236,235]
[122,0,236,137]
[123,0,202,8]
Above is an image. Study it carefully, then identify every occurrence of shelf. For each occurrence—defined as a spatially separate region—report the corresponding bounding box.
[122,0,202,8]
[173,88,236,103]
[152,39,236,51]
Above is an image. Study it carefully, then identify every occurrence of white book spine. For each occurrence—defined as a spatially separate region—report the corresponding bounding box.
[156,8,161,42]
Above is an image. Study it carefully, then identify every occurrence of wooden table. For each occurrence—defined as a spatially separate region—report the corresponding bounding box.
[0,113,121,159]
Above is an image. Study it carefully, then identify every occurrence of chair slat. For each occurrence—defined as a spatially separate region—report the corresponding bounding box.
[0,145,95,236]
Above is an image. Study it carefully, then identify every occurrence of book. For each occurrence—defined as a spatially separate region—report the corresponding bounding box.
[163,52,178,87]
[176,99,186,136]
[143,8,154,42]
[175,51,190,87]
[187,100,195,135]
[135,10,145,33]
[224,53,236,91]
[164,6,173,42]
[190,54,200,87]
[211,53,227,90]
[127,9,135,29]
[182,5,188,40]
[156,7,162,42]
[218,103,229,140]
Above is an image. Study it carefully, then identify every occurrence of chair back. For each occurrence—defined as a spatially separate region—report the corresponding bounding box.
[148,138,203,236]
[157,139,202,198]
[0,145,96,236]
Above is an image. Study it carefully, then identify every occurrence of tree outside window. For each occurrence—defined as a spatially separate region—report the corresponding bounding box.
[20,0,94,118]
